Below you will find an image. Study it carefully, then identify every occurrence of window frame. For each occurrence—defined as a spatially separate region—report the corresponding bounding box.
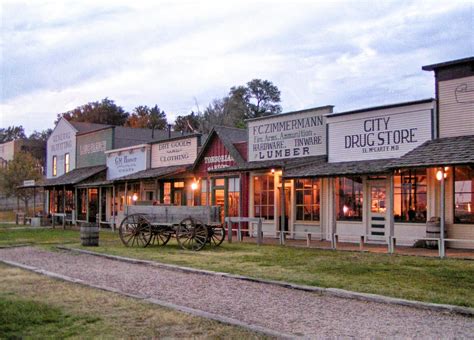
[253,174,275,221]
[52,156,57,176]
[336,176,363,222]
[453,166,474,225]
[64,153,70,173]
[295,178,320,222]
[393,169,427,224]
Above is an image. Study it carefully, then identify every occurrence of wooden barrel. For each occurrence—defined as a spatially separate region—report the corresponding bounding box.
[80,223,99,246]
[426,217,440,248]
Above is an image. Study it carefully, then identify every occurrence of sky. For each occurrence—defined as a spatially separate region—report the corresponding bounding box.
[1,0,473,134]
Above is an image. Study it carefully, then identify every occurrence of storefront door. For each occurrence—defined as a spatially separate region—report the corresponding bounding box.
[368,180,387,239]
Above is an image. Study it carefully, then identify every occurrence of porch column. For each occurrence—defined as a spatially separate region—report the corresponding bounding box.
[98,186,102,228]
[62,185,66,229]
[52,187,56,228]
[112,185,116,232]
[440,168,446,258]
[74,187,78,225]
[331,178,337,249]
[86,188,89,222]
[388,174,395,254]
[279,174,285,245]
[124,181,128,215]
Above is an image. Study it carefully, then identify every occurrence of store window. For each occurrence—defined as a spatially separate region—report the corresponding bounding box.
[228,177,240,217]
[52,156,57,176]
[454,166,474,224]
[295,178,320,221]
[336,177,363,221]
[200,180,208,206]
[253,174,275,220]
[163,182,171,205]
[64,153,70,173]
[394,169,427,223]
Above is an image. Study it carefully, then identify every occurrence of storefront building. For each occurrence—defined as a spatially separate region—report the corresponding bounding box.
[243,106,332,238]
[192,126,248,222]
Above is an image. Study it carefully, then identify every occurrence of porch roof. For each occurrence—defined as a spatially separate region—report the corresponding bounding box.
[74,180,114,188]
[209,155,327,173]
[390,135,474,169]
[283,158,394,178]
[42,165,106,187]
[113,165,190,182]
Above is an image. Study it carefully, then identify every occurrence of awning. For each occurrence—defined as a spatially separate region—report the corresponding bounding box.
[113,165,191,182]
[42,165,107,187]
[390,135,474,169]
[284,158,395,178]
[209,155,327,173]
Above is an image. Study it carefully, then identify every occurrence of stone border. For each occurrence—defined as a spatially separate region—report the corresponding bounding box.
[0,258,293,339]
[57,246,474,317]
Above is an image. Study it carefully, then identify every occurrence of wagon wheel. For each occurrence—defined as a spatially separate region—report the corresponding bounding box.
[119,214,152,247]
[149,227,172,246]
[176,217,208,251]
[209,225,226,247]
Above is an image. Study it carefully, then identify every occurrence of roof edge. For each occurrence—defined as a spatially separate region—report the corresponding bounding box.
[422,56,474,71]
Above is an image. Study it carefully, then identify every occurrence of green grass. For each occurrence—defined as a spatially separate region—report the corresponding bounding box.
[1,227,474,308]
[0,296,100,339]
[0,264,264,339]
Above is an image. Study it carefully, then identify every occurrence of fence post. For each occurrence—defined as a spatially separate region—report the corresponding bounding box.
[359,235,364,251]
[227,219,232,243]
[306,233,311,247]
[257,219,262,246]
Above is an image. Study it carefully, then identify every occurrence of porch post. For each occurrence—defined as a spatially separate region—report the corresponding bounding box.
[62,185,66,229]
[98,186,102,229]
[86,188,89,222]
[331,178,337,249]
[279,173,285,245]
[74,187,78,226]
[112,185,116,232]
[388,174,395,254]
[440,169,446,258]
[52,187,56,228]
[124,181,128,208]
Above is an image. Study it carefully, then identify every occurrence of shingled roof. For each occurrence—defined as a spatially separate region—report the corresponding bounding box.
[113,165,190,181]
[284,158,394,178]
[390,135,474,169]
[210,155,327,173]
[192,126,247,170]
[69,121,112,134]
[42,165,107,187]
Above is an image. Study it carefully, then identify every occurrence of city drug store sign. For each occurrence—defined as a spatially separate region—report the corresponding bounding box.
[248,108,329,161]
[328,107,433,162]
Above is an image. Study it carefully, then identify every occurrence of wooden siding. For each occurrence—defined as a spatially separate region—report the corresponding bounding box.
[194,136,237,177]
[439,76,474,138]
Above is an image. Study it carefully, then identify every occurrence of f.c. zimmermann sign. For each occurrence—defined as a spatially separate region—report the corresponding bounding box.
[248,109,329,161]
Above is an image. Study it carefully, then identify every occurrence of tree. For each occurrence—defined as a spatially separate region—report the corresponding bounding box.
[0,152,42,214]
[29,129,53,143]
[56,98,129,125]
[0,126,26,143]
[241,79,281,119]
[125,105,168,130]
[174,111,201,133]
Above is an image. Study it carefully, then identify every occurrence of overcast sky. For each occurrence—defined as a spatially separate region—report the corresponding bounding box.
[1,0,473,134]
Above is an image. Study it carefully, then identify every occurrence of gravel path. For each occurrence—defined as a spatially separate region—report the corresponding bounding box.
[1,247,473,338]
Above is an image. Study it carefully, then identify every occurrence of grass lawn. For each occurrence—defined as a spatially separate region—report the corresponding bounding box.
[0,264,264,339]
[1,226,474,308]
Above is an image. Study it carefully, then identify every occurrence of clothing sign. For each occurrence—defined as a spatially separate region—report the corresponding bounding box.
[247,109,329,161]
[329,108,433,162]
[151,137,198,168]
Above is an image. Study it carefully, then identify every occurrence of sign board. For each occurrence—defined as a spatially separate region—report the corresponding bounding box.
[23,180,36,187]
[151,137,198,168]
[204,154,234,171]
[328,108,433,162]
[247,108,329,161]
[107,147,148,180]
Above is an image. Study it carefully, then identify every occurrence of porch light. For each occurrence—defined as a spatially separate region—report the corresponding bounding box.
[271,168,275,174]
[436,168,448,181]
[132,193,138,202]
[343,205,349,215]
[191,182,198,191]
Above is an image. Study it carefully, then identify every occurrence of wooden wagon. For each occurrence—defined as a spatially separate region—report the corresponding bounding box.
[119,205,225,251]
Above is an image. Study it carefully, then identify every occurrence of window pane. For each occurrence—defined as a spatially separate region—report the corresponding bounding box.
[454,166,474,224]
[337,177,363,221]
[394,169,427,223]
